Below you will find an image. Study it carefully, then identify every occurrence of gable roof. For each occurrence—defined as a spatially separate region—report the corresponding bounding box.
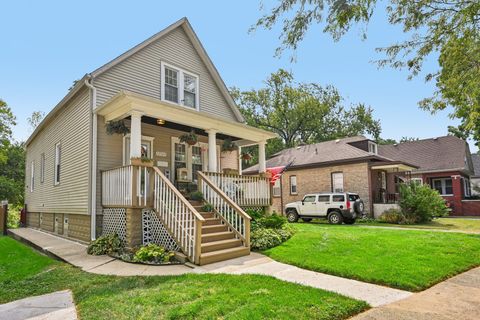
[472,154,480,177]
[378,136,471,174]
[26,17,244,146]
[90,17,244,123]
[243,136,394,173]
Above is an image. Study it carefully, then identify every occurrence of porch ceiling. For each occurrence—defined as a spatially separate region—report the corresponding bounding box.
[94,90,277,143]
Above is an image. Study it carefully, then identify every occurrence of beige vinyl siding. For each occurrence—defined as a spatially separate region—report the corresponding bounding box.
[93,26,237,122]
[25,89,91,215]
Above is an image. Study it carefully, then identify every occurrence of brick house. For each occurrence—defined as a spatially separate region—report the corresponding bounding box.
[243,136,417,216]
[244,135,480,217]
[471,154,480,195]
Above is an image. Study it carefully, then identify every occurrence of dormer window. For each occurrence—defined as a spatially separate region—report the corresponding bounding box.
[161,62,199,110]
[368,141,378,154]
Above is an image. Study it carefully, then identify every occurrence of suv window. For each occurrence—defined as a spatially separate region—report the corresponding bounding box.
[318,195,330,202]
[332,195,345,202]
[348,194,359,201]
[303,195,316,203]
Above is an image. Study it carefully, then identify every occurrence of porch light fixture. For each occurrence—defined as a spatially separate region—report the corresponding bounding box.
[157,119,165,125]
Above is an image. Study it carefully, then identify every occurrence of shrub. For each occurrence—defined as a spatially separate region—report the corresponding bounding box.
[133,243,174,263]
[256,213,287,229]
[245,208,265,220]
[250,225,294,251]
[399,181,449,223]
[201,203,214,212]
[7,205,20,229]
[87,233,122,255]
[189,191,203,201]
[379,208,405,224]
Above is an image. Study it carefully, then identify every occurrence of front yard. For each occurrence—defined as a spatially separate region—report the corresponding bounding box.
[263,223,480,291]
[359,217,480,233]
[0,236,367,319]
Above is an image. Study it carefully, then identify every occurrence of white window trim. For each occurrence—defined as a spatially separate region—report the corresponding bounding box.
[464,177,471,197]
[272,179,281,197]
[368,141,378,154]
[54,143,61,186]
[290,176,297,195]
[432,178,453,196]
[161,61,200,111]
[411,177,423,185]
[30,161,35,192]
[332,172,344,193]
[122,134,155,165]
[40,153,45,184]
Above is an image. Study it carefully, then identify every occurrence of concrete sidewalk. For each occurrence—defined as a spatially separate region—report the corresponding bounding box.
[0,290,77,320]
[351,266,480,320]
[9,228,411,307]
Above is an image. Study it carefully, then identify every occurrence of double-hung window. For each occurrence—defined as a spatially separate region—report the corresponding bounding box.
[30,161,35,192]
[272,179,281,197]
[332,172,344,192]
[368,141,378,154]
[290,176,297,195]
[464,177,471,197]
[161,62,199,109]
[54,143,61,185]
[432,178,453,195]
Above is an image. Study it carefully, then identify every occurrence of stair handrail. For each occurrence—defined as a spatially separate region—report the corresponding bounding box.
[152,167,205,264]
[197,171,251,247]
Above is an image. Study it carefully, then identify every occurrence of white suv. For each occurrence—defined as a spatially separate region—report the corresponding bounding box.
[285,192,365,224]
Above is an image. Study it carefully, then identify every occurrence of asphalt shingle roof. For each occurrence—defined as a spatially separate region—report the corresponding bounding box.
[378,136,470,173]
[472,154,480,177]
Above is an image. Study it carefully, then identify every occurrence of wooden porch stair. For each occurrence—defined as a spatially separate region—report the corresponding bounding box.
[190,200,250,265]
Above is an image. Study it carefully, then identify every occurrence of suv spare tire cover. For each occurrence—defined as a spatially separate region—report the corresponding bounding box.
[354,200,365,214]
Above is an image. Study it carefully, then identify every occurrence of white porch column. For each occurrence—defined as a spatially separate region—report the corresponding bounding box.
[207,129,218,172]
[238,145,243,175]
[130,110,143,159]
[258,140,266,173]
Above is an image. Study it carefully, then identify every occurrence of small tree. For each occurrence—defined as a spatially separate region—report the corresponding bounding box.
[399,182,448,223]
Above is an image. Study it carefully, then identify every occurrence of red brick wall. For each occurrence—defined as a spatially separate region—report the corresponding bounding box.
[422,171,466,216]
[461,200,480,216]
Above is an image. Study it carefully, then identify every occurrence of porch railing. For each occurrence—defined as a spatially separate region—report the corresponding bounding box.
[374,191,399,204]
[153,167,204,264]
[101,165,153,207]
[201,172,271,207]
[198,171,250,247]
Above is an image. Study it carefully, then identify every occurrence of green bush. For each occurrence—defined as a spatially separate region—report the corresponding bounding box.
[251,225,294,251]
[379,208,405,224]
[87,233,122,255]
[189,191,203,201]
[201,203,214,212]
[133,243,174,263]
[399,182,449,223]
[256,213,288,229]
[245,208,265,220]
[7,205,20,229]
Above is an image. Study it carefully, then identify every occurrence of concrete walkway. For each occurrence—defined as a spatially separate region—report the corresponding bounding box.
[9,228,411,307]
[0,290,77,320]
[351,266,480,320]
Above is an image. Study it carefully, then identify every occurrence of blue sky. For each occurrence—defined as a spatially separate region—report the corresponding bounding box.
[1,0,476,152]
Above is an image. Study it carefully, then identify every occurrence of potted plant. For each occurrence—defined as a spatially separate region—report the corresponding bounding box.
[179,130,198,146]
[222,138,236,152]
[241,152,252,161]
[130,156,154,167]
[105,120,130,135]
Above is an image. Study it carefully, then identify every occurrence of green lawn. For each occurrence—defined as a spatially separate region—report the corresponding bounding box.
[263,223,480,291]
[0,237,368,319]
[358,217,480,233]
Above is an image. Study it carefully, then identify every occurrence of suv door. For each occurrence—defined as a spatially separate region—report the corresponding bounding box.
[300,195,317,215]
[316,195,331,217]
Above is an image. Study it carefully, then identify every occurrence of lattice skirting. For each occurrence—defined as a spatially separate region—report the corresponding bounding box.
[102,208,127,243]
[142,209,180,252]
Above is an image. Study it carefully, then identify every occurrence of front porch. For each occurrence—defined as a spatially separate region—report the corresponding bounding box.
[95,91,276,265]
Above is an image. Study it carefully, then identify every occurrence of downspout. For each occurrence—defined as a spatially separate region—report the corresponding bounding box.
[85,76,97,240]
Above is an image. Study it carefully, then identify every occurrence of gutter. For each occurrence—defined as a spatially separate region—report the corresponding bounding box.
[85,76,98,241]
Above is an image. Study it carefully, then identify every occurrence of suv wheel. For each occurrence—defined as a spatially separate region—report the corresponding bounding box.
[286,209,299,223]
[328,211,343,225]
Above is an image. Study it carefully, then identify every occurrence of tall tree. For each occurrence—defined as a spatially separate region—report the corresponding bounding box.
[252,0,480,146]
[27,111,45,132]
[232,69,381,160]
[0,99,16,164]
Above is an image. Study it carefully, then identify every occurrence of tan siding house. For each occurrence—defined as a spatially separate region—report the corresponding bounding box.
[24,18,276,264]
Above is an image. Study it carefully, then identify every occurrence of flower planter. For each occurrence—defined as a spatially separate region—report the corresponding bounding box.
[130,158,154,167]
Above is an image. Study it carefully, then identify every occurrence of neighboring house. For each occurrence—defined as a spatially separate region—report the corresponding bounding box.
[243,136,417,217]
[471,154,480,195]
[244,135,480,217]
[24,18,276,265]
[379,136,478,216]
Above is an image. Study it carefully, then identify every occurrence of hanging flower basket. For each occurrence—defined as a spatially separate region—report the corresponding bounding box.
[241,152,252,161]
[105,120,130,136]
[222,138,236,152]
[179,130,198,146]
